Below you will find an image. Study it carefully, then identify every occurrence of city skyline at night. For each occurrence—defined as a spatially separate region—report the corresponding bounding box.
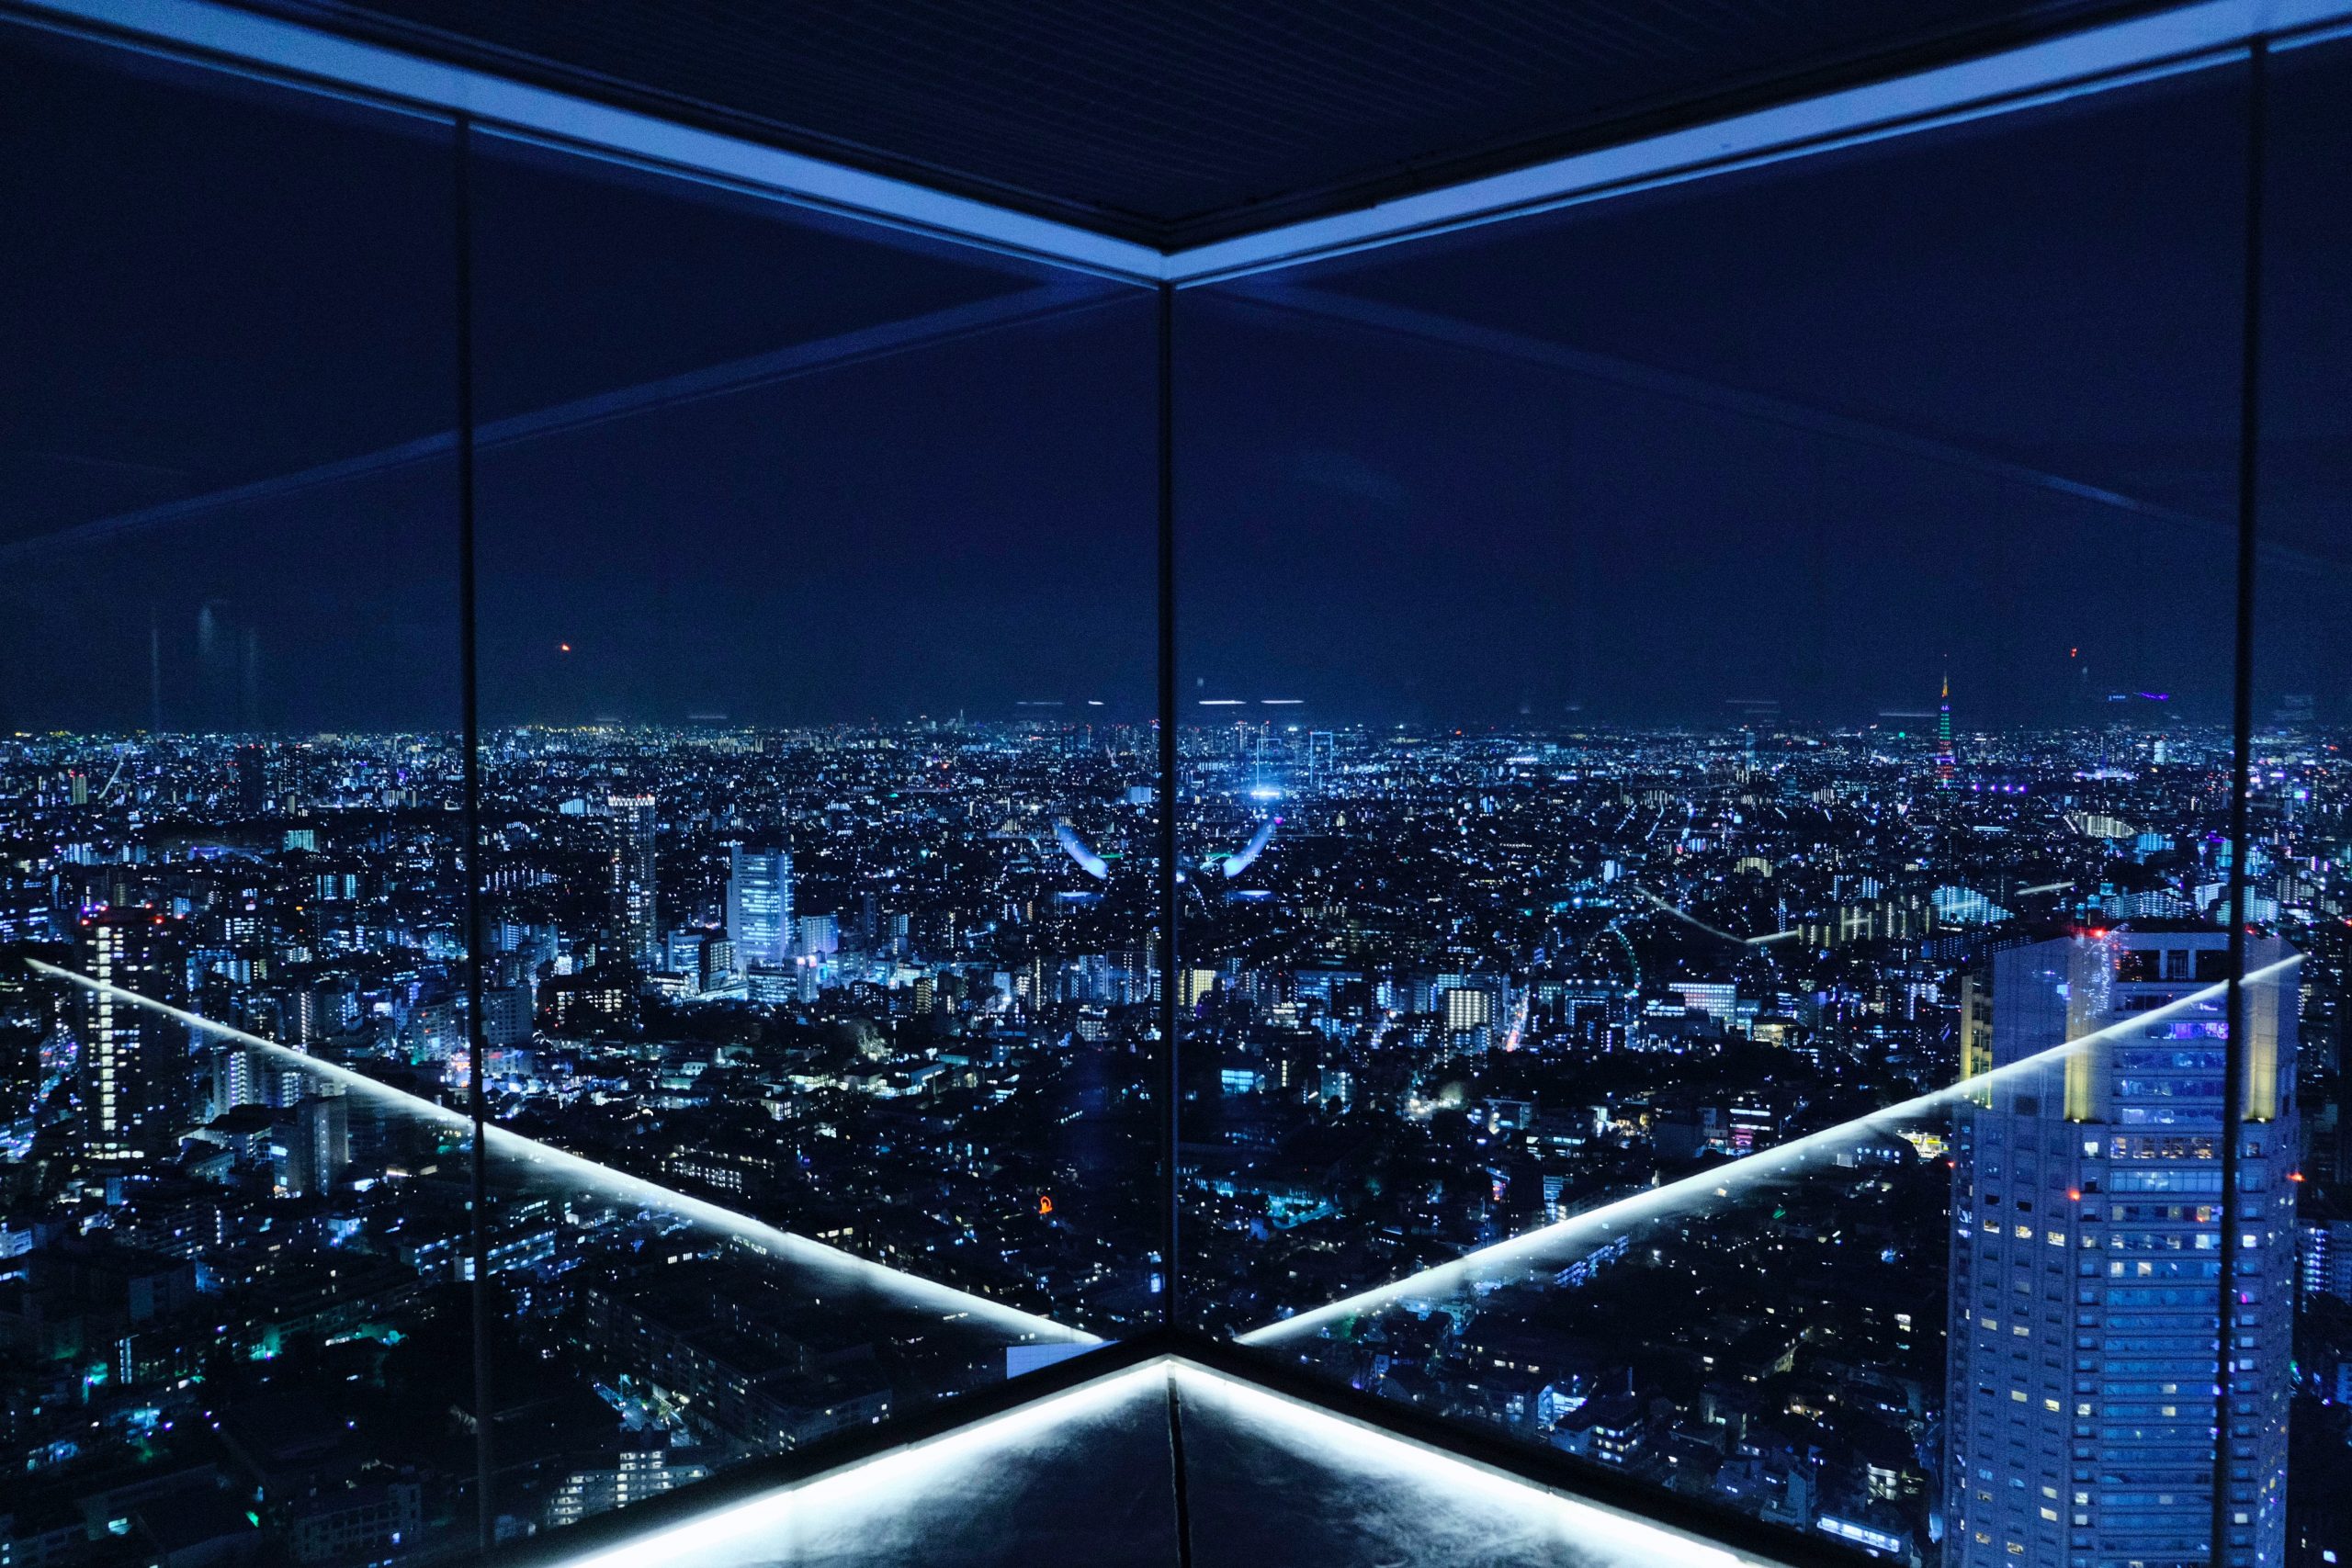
[6,707,2346,1564]
[6,3,2349,1563]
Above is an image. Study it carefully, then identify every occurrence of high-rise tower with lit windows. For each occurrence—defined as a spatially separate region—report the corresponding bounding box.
[726,840,793,970]
[608,795,659,969]
[1944,928,2297,1568]
[75,908,186,1165]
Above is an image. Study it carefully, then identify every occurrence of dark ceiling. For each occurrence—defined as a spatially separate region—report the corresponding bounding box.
[238,0,2173,249]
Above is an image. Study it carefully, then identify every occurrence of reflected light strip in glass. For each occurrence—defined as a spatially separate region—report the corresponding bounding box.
[9,0,1166,282]
[1232,283,2243,550]
[1629,887,1769,950]
[1241,953,2301,1346]
[1166,0,2352,284]
[28,957,1093,1347]
[546,1360,1167,1568]
[0,281,1115,566]
[1167,1362,1782,1568]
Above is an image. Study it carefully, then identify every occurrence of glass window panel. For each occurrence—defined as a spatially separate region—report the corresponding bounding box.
[1179,60,2253,1567]
[0,18,477,1558]
[2253,31,2352,1568]
[465,131,1159,1537]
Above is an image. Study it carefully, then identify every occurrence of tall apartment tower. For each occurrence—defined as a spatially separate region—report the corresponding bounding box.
[1945,928,2297,1568]
[607,795,658,969]
[726,840,793,970]
[75,908,186,1165]
[285,1090,350,1197]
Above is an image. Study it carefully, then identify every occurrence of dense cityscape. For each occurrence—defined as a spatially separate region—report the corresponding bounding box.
[3,712,2348,1566]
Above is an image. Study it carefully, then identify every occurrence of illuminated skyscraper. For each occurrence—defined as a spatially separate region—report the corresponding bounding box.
[726,840,793,970]
[608,795,659,969]
[75,908,185,1165]
[797,913,839,957]
[1959,969,1996,1094]
[1937,667,1957,784]
[1945,929,2297,1568]
[285,1090,349,1196]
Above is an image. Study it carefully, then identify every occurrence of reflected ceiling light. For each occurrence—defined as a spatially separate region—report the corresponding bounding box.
[1243,954,2301,1344]
[1628,887,1755,948]
[2,283,1106,565]
[1217,816,1280,877]
[1238,283,2239,547]
[29,959,1090,1347]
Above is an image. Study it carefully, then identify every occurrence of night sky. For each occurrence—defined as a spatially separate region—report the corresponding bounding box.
[3,22,2345,736]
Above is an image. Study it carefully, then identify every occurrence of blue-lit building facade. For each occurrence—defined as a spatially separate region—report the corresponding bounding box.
[726,841,793,972]
[1947,931,2297,1568]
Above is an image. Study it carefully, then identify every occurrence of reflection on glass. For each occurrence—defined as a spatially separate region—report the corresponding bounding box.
[19,960,487,1558]
[466,1099,1089,1539]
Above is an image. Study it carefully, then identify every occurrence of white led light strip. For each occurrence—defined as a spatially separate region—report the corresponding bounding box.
[13,0,2352,281]
[5,0,1164,281]
[1165,0,2352,283]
